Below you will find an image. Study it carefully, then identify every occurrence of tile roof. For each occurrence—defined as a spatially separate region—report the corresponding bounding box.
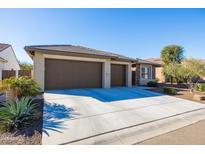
[145,58,163,65]
[146,58,205,65]
[137,58,161,66]
[0,43,10,52]
[25,44,136,62]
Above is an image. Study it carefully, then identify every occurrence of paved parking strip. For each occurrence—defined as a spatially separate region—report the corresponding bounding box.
[42,87,205,145]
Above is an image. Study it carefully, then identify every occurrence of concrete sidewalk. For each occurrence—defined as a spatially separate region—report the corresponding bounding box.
[42,88,205,145]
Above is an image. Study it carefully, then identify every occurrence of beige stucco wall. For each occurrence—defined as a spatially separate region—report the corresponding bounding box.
[126,63,132,87]
[33,52,45,90]
[102,60,111,88]
[33,52,132,91]
[155,67,165,83]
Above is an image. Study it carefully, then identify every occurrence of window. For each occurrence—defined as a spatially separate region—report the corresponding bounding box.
[141,66,151,79]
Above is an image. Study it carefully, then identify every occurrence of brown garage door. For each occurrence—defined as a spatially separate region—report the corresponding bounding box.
[111,64,126,87]
[45,59,102,90]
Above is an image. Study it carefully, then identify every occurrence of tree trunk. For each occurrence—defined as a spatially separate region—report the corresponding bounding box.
[189,82,194,93]
[171,76,173,85]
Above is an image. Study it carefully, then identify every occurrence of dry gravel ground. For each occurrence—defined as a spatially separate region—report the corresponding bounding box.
[147,87,205,104]
[0,131,41,145]
[139,119,205,145]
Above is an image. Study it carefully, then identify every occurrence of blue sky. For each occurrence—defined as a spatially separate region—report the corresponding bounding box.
[0,9,205,63]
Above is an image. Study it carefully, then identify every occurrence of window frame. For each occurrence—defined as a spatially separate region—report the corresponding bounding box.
[140,64,152,80]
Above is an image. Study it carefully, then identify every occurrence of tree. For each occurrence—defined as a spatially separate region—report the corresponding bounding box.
[19,62,33,70]
[161,45,184,83]
[164,58,205,92]
[161,45,184,64]
[181,58,205,92]
[163,62,184,84]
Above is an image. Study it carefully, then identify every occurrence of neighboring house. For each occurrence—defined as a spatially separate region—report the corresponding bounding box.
[25,45,159,91]
[0,43,20,80]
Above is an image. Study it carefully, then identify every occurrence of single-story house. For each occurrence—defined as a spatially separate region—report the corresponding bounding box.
[0,43,20,80]
[25,45,159,91]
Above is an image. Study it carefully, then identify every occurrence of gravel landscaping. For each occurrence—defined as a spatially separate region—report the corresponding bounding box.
[0,131,41,145]
[147,84,205,104]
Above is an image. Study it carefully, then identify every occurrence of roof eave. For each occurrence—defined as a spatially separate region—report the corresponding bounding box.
[136,58,161,66]
[25,47,135,62]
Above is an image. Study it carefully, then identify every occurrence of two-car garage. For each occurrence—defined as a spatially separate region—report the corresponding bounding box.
[45,59,126,90]
[25,45,133,91]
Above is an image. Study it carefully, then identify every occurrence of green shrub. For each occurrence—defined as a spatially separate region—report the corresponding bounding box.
[164,87,177,95]
[0,97,39,132]
[1,77,42,99]
[147,81,158,87]
[195,83,205,92]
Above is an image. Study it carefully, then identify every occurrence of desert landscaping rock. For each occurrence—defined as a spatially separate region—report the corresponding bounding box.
[0,131,41,145]
[193,94,205,101]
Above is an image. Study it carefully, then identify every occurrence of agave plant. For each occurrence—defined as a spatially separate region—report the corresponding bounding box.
[0,97,39,131]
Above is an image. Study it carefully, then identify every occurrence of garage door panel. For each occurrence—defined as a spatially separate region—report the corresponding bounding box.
[45,59,102,90]
[111,64,126,87]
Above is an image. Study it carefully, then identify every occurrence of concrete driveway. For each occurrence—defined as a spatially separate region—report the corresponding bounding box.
[42,87,205,145]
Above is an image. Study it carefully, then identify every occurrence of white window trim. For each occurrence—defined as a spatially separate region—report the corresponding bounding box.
[140,64,153,80]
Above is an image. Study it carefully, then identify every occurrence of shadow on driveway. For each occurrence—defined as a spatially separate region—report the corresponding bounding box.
[46,87,164,102]
[43,102,79,136]
[43,87,164,136]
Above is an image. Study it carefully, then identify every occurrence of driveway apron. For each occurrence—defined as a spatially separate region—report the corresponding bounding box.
[42,87,205,145]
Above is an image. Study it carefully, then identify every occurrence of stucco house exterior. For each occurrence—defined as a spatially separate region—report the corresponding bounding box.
[25,45,159,91]
[0,43,20,80]
[133,59,161,85]
[145,58,165,83]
